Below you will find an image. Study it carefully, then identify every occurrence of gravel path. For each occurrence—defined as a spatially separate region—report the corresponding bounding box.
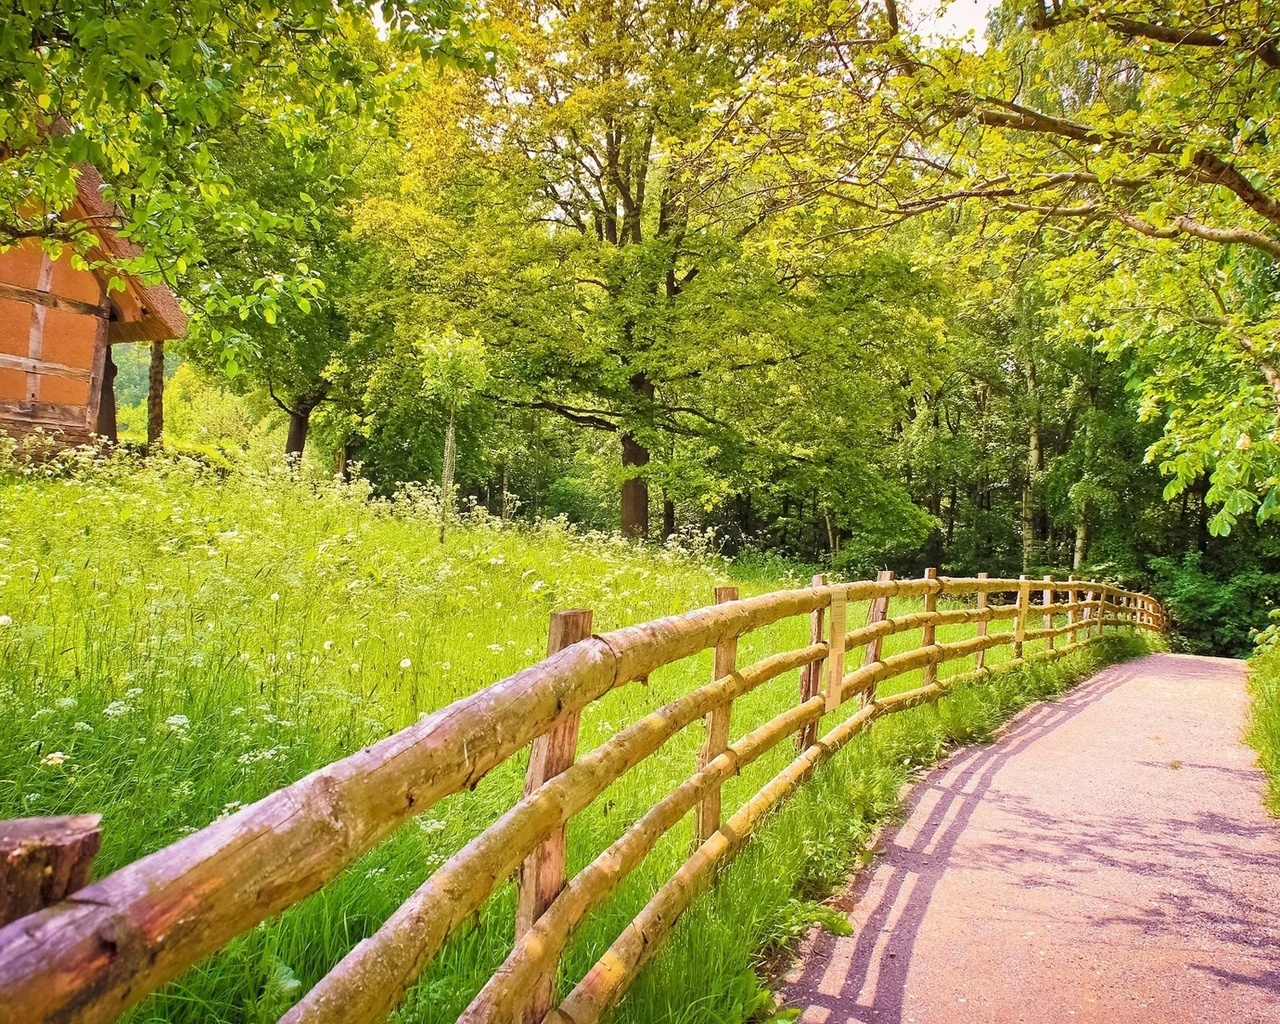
[780,653,1279,1024]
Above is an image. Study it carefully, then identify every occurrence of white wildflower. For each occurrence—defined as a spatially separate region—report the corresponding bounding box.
[40,751,69,767]
[56,696,77,709]
[399,658,412,670]
[0,614,11,627]
[270,592,280,602]
[165,714,190,731]
[323,640,334,651]
[103,700,130,718]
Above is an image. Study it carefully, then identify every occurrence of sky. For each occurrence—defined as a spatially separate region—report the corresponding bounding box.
[910,0,1001,44]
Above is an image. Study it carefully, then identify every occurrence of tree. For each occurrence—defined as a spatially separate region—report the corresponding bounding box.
[751,0,1280,532]
[358,1,889,537]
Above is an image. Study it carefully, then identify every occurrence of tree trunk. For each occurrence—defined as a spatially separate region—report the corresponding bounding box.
[1073,518,1088,570]
[96,347,118,442]
[440,408,457,544]
[620,372,653,539]
[1022,366,1041,571]
[146,340,164,453]
[662,496,675,539]
[500,462,510,521]
[285,409,312,460]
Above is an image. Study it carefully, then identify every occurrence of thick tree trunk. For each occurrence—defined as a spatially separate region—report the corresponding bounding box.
[96,347,118,442]
[285,409,311,459]
[620,372,654,539]
[146,340,164,453]
[662,496,675,539]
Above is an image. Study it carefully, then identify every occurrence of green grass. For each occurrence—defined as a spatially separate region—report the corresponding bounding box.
[0,446,1152,1024]
[1247,646,1280,816]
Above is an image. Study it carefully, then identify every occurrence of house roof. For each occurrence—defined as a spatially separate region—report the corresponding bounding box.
[72,166,188,344]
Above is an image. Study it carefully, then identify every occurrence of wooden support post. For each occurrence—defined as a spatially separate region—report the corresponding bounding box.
[1,815,101,928]
[920,568,939,686]
[517,608,592,1022]
[1014,574,1030,659]
[1067,575,1078,646]
[974,572,989,670]
[797,574,826,750]
[863,571,895,667]
[824,587,846,712]
[1042,574,1055,651]
[695,587,738,845]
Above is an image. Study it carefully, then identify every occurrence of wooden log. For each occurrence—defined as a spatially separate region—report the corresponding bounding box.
[797,574,826,750]
[0,586,838,1024]
[1,817,102,928]
[1014,574,1030,659]
[974,572,989,671]
[1042,575,1055,652]
[824,587,846,713]
[1067,576,1078,646]
[695,588,738,845]
[278,641,826,1024]
[862,570,895,667]
[516,610,593,1022]
[920,568,939,686]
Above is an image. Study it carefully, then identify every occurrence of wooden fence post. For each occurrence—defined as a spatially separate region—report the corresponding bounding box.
[1067,575,1078,646]
[824,587,846,712]
[863,571,894,668]
[921,568,939,686]
[1,815,101,928]
[516,608,593,1022]
[975,572,989,670]
[1014,574,1030,659]
[695,588,738,845]
[797,574,826,750]
[1042,574,1055,652]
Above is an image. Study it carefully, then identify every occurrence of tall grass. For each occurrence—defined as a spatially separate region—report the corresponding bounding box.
[0,446,1151,1023]
[1247,647,1280,816]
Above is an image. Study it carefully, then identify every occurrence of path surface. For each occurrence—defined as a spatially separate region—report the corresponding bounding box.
[781,653,1279,1024]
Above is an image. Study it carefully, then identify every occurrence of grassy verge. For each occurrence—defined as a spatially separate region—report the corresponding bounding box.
[0,450,1154,1023]
[1247,647,1280,816]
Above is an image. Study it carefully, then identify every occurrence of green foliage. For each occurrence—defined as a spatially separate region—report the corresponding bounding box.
[1151,550,1280,657]
[1247,645,1280,816]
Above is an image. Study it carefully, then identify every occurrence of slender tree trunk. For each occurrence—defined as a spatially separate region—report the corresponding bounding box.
[620,371,653,539]
[96,346,118,442]
[662,495,675,539]
[146,340,164,453]
[440,408,457,544]
[500,462,509,521]
[1073,519,1088,570]
[336,443,349,481]
[1022,364,1041,571]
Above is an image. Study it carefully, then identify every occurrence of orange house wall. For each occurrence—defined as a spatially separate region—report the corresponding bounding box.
[0,243,105,435]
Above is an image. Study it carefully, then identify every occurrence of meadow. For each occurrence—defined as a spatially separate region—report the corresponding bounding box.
[0,445,1153,1023]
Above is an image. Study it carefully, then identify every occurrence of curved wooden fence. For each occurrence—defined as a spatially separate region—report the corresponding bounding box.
[0,572,1164,1024]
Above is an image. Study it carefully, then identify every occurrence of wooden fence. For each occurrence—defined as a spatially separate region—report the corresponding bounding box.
[0,572,1164,1024]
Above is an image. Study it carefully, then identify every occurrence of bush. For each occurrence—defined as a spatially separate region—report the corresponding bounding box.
[1150,550,1280,657]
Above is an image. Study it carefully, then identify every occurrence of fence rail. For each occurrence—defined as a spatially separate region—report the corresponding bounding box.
[0,573,1165,1024]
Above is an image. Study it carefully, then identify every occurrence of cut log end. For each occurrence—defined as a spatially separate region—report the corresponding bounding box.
[0,814,102,928]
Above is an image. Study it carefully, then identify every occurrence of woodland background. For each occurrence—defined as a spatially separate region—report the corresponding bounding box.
[8,0,1280,654]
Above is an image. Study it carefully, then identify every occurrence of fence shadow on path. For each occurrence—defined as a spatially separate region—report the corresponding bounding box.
[782,661,1146,1024]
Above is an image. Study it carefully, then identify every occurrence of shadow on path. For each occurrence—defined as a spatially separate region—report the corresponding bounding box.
[780,655,1279,1024]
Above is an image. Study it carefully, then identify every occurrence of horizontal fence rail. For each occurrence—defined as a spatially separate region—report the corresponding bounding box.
[0,573,1165,1024]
